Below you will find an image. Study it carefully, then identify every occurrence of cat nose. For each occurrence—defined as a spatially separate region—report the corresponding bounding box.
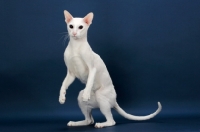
[73,32,77,36]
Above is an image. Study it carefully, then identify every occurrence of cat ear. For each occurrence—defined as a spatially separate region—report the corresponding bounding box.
[83,12,94,25]
[64,10,73,23]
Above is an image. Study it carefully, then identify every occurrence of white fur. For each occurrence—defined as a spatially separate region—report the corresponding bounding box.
[59,10,162,128]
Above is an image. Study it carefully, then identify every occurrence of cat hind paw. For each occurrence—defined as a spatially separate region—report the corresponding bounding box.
[95,121,116,128]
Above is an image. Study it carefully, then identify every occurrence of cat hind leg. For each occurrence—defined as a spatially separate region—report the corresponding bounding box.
[67,90,95,126]
[95,90,116,128]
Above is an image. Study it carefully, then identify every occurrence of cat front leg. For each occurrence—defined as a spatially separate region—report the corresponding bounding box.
[82,89,91,101]
[82,68,96,101]
[59,70,75,104]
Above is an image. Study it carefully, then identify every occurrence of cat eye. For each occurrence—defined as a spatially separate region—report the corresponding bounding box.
[69,25,73,29]
[79,25,83,29]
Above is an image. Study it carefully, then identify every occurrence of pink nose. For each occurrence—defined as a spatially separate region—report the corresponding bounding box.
[73,32,77,36]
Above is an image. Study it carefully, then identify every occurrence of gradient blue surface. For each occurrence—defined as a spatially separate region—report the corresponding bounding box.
[1,0,200,131]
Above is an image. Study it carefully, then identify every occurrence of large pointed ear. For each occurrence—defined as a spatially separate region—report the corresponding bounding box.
[83,12,94,25]
[64,10,73,23]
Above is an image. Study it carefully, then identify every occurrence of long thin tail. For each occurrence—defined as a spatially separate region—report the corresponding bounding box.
[114,102,162,121]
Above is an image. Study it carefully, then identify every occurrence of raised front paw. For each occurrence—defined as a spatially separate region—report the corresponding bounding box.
[82,90,90,101]
[59,91,66,104]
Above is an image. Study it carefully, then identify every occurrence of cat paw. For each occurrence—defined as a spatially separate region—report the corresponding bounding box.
[67,120,93,126]
[67,121,74,126]
[59,91,66,104]
[82,90,90,101]
[95,121,115,128]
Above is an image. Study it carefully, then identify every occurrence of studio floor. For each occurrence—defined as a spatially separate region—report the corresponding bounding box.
[1,117,200,132]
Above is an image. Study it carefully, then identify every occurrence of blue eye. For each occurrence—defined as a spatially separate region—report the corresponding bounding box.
[69,25,73,29]
[79,25,83,29]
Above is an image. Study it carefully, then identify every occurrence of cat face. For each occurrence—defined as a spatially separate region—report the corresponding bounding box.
[67,18,88,39]
[64,10,93,40]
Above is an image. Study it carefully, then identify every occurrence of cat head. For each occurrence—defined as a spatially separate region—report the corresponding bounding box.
[64,10,93,40]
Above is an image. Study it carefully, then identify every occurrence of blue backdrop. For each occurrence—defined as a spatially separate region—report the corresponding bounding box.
[1,0,200,131]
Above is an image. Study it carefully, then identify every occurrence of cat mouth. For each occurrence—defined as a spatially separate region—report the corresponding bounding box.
[71,34,80,39]
[72,36,79,39]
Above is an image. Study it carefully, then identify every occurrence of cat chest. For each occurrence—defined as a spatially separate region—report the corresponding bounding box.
[67,56,89,83]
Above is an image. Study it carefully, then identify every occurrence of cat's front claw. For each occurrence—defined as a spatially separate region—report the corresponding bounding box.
[82,90,90,101]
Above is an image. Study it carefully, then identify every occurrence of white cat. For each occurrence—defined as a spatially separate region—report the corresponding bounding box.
[59,10,162,128]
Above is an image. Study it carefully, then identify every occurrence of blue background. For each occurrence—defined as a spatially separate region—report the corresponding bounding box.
[1,0,200,131]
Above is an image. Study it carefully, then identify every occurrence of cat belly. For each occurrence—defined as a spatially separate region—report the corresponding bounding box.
[67,56,88,83]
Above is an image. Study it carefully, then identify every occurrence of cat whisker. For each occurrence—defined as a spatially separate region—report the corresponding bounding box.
[59,32,68,34]
[58,35,65,41]
[62,34,69,46]
[58,34,66,42]
[57,32,69,46]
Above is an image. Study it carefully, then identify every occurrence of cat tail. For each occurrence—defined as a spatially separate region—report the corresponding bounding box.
[114,102,162,121]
